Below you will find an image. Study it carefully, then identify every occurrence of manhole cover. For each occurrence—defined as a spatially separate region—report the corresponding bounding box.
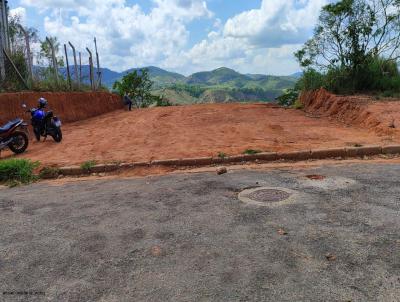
[246,189,291,203]
[238,187,296,207]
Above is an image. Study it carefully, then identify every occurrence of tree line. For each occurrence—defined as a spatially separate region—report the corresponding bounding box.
[278,0,400,106]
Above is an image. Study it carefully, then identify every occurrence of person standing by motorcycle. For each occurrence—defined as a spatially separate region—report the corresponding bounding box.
[123,93,133,111]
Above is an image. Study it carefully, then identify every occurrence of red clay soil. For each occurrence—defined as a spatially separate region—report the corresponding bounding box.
[0,91,123,124]
[300,88,400,138]
[2,102,397,166]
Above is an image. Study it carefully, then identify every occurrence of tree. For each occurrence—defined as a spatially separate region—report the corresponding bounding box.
[113,69,155,108]
[296,0,400,71]
[0,14,36,90]
[8,14,38,55]
[295,0,400,92]
[39,36,64,67]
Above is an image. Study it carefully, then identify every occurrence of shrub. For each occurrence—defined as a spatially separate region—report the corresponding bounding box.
[296,69,325,91]
[217,152,227,159]
[297,57,400,95]
[292,99,304,110]
[366,57,400,92]
[0,51,28,91]
[154,95,173,107]
[276,89,299,107]
[324,57,400,94]
[80,160,97,172]
[0,159,39,185]
[31,69,69,92]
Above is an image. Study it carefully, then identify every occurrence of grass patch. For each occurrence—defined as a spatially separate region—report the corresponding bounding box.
[0,159,39,186]
[217,152,227,159]
[243,149,262,155]
[80,160,97,172]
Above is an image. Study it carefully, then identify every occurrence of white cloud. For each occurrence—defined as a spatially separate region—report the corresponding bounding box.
[21,0,212,71]
[19,0,327,75]
[223,0,326,47]
[182,0,327,74]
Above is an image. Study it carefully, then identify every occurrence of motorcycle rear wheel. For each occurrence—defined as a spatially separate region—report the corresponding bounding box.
[8,131,29,154]
[52,128,62,143]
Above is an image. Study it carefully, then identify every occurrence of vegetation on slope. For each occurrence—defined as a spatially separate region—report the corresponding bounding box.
[0,159,39,186]
[157,68,297,104]
[277,0,400,107]
[295,0,400,95]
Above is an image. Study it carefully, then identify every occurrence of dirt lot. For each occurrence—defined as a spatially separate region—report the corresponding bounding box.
[3,103,397,166]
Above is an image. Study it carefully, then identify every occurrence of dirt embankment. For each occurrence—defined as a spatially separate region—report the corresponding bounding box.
[0,92,123,124]
[300,88,400,137]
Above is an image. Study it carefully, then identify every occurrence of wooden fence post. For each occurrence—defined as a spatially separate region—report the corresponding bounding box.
[94,37,102,88]
[64,44,71,89]
[86,47,94,91]
[68,42,79,89]
[46,37,59,87]
[18,25,33,83]
[79,52,82,86]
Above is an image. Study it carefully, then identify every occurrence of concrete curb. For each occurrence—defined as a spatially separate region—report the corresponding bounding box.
[49,145,400,178]
[346,146,382,157]
[382,145,400,154]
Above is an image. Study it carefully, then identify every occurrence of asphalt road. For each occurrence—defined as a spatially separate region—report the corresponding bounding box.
[0,164,399,302]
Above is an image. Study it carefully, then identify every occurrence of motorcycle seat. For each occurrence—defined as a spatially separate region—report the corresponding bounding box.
[0,119,21,134]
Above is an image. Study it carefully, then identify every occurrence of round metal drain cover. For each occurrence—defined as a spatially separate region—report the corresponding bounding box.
[238,187,296,207]
[246,189,291,203]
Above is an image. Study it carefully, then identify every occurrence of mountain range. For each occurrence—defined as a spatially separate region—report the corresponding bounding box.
[59,66,300,104]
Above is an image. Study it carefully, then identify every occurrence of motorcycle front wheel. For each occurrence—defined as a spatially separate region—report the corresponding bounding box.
[52,128,62,143]
[8,131,29,154]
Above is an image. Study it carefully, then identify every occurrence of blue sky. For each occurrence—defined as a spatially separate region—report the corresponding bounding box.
[9,0,328,75]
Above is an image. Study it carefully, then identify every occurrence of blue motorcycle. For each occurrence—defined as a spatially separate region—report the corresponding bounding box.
[24,104,63,143]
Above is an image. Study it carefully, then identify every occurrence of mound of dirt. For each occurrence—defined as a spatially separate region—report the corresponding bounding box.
[0,92,123,124]
[300,89,400,137]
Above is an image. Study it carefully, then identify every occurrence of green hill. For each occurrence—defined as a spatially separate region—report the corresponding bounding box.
[125,66,186,88]
[86,65,297,104]
[162,67,297,103]
[186,67,249,85]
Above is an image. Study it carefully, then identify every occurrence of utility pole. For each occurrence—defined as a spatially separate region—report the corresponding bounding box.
[3,0,9,49]
[86,47,94,91]
[0,0,9,49]
[64,44,71,89]
[94,37,101,88]
[0,0,10,81]
[68,42,79,89]
[46,37,59,87]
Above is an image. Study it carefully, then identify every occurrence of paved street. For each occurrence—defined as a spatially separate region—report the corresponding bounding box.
[0,164,399,301]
